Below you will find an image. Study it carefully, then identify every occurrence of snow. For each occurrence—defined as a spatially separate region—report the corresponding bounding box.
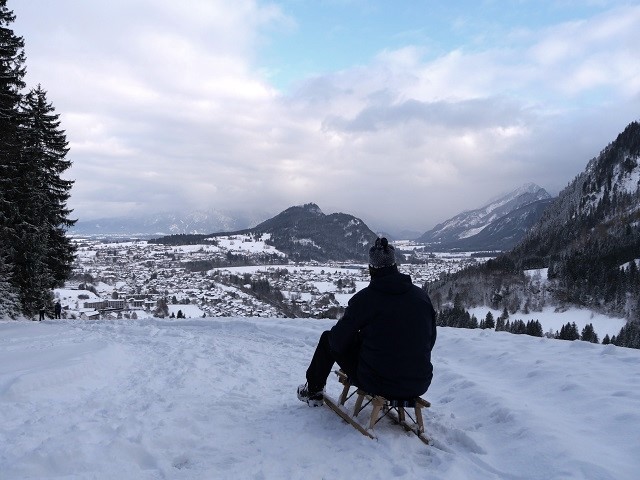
[55,288,101,303]
[167,304,204,318]
[524,267,548,280]
[2,317,639,479]
[457,224,487,239]
[201,234,285,256]
[468,306,627,339]
[613,160,640,196]
[620,259,640,270]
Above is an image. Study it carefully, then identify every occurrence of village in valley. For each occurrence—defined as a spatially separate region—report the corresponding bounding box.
[53,234,482,321]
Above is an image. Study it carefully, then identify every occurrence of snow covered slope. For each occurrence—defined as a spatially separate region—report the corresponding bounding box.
[1,318,639,479]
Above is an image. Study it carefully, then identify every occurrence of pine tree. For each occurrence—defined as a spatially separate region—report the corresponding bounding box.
[485,311,495,329]
[556,322,580,341]
[21,85,76,288]
[526,320,543,337]
[580,323,599,344]
[0,1,25,189]
[0,0,29,315]
[569,322,580,340]
[154,297,169,318]
[612,322,640,349]
[0,255,21,319]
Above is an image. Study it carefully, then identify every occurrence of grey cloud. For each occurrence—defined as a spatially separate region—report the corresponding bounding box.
[322,97,529,133]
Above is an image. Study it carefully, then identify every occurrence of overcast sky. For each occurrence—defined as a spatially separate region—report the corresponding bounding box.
[10,0,640,233]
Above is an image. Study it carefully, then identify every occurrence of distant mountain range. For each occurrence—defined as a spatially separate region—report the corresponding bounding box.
[71,209,270,237]
[416,183,553,251]
[72,186,554,256]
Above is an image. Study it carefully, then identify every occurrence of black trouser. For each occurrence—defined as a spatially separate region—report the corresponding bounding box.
[305,330,360,392]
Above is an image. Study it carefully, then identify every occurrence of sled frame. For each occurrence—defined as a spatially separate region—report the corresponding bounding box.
[327,370,431,444]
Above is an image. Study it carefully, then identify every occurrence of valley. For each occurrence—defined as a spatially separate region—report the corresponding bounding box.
[56,235,483,321]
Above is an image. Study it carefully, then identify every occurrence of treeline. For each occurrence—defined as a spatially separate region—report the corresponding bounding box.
[0,2,75,319]
[183,251,285,272]
[149,233,216,246]
[437,304,543,338]
[547,233,640,317]
[437,303,640,349]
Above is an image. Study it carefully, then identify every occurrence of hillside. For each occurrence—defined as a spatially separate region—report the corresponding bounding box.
[429,120,640,320]
[250,203,377,262]
[512,121,640,266]
[446,198,554,251]
[417,183,552,251]
[1,318,638,479]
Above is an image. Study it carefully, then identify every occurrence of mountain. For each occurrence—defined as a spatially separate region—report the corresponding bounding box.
[448,198,555,251]
[71,209,270,237]
[150,203,378,262]
[417,183,552,251]
[511,121,640,267]
[247,203,377,262]
[428,120,640,319]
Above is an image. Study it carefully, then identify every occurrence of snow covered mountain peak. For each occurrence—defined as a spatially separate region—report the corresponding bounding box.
[417,183,551,250]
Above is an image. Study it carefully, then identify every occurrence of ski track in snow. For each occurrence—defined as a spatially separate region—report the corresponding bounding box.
[1,318,639,479]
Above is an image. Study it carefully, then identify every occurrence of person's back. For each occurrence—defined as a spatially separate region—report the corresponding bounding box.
[330,267,436,399]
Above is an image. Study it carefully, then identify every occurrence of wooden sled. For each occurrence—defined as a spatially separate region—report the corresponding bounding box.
[324,370,431,445]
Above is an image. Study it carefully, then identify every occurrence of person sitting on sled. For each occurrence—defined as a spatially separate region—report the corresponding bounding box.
[298,237,437,406]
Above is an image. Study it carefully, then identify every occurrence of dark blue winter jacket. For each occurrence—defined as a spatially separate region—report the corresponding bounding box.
[329,268,437,399]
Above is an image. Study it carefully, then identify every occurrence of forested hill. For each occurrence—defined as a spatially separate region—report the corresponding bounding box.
[151,203,378,262]
[428,120,640,323]
[511,120,640,269]
[249,203,376,262]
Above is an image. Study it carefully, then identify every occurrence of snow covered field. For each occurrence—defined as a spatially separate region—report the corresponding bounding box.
[1,317,639,479]
[468,306,627,340]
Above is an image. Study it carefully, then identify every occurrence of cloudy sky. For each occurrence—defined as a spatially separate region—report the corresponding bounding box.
[11,0,640,233]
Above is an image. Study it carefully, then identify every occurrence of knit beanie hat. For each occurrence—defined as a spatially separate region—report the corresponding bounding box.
[369,237,396,269]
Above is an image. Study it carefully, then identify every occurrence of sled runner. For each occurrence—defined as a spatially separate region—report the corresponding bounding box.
[324,370,431,445]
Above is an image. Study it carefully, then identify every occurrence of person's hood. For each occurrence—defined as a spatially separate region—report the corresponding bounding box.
[368,271,413,295]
